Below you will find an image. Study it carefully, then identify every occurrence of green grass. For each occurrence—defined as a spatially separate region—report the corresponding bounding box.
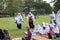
[0,15,50,38]
[0,15,59,40]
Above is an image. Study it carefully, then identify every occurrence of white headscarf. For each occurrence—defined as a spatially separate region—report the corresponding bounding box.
[53,25,59,33]
[27,12,34,21]
[15,13,23,24]
[50,11,55,20]
[34,23,42,33]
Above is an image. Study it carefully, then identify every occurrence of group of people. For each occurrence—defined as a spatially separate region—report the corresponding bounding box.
[33,10,60,39]
[15,10,60,40]
[32,10,60,39]
[15,12,35,29]
[0,29,11,40]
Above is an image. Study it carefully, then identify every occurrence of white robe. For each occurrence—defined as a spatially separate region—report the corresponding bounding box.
[34,24,42,33]
[50,11,55,20]
[42,23,50,33]
[15,15,23,24]
[40,23,50,34]
[50,11,55,25]
[40,29,47,35]
[53,25,59,34]
[57,12,60,29]
[32,24,42,36]
[27,13,34,22]
[45,23,50,33]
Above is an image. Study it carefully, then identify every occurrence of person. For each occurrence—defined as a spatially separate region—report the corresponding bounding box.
[15,13,24,29]
[3,29,12,40]
[32,23,42,36]
[43,23,50,33]
[27,12,35,29]
[53,24,59,38]
[48,24,54,39]
[40,22,49,35]
[0,29,5,40]
[50,11,56,25]
[56,10,60,30]
[41,26,47,35]
[22,26,32,40]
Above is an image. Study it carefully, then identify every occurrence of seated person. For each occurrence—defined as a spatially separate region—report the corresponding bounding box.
[3,29,12,40]
[40,23,48,35]
[40,27,47,35]
[0,29,5,40]
[45,23,50,33]
[53,24,59,38]
[32,23,42,36]
[48,24,54,39]
[22,26,32,40]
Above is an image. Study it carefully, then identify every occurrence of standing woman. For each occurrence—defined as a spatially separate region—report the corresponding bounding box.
[27,12,35,29]
[56,10,60,30]
[15,13,24,29]
[50,11,56,25]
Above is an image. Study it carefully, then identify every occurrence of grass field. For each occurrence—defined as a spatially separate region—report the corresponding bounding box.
[0,15,60,40]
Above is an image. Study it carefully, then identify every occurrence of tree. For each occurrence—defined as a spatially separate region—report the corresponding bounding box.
[24,0,52,15]
[0,0,3,12]
[52,0,60,12]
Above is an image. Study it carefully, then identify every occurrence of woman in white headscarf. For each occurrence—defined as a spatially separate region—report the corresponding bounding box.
[40,22,48,35]
[15,13,24,29]
[56,10,60,30]
[50,11,56,25]
[32,22,42,36]
[27,12,35,29]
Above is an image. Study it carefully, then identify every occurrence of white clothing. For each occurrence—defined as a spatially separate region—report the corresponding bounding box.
[27,12,35,22]
[53,25,59,34]
[57,13,60,24]
[50,11,55,20]
[15,14,24,24]
[34,24,42,33]
[42,23,50,33]
[56,11,60,29]
[14,17,18,23]
[45,23,50,32]
[40,28,47,35]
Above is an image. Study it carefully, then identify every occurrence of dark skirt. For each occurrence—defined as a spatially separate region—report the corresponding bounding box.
[29,21,34,29]
[17,24,22,29]
[48,33,52,39]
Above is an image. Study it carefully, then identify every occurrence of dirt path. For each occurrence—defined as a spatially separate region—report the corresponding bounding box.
[12,36,51,40]
[32,36,51,40]
[12,38,21,40]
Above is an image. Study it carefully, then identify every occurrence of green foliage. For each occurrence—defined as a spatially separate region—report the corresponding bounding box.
[0,16,50,37]
[24,0,52,15]
[0,0,52,15]
[0,0,3,10]
[54,0,60,12]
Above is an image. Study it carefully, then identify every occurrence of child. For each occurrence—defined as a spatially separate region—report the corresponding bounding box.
[3,29,12,40]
